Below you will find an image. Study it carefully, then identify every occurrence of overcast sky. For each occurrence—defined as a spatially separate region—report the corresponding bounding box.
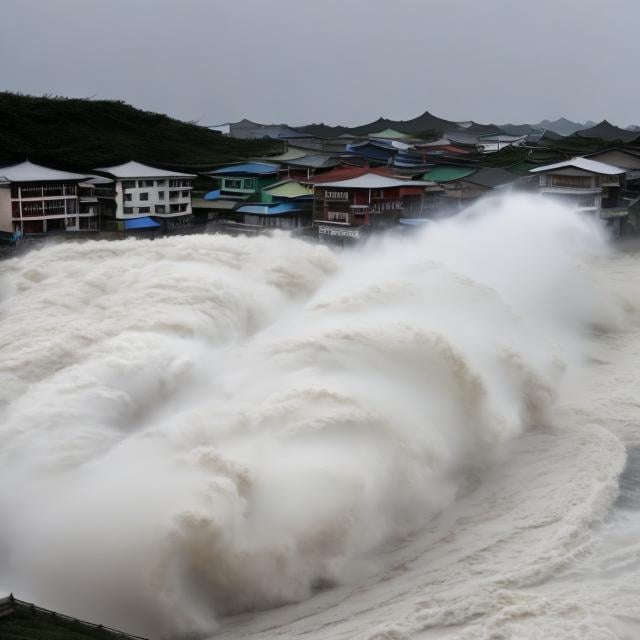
[0,0,638,127]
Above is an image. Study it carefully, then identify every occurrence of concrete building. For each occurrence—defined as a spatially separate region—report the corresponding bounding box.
[94,161,196,228]
[313,173,436,243]
[0,160,90,235]
[529,157,626,217]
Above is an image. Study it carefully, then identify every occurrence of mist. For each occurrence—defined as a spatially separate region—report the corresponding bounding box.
[0,195,624,638]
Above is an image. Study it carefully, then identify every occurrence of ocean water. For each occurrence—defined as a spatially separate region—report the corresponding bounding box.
[0,195,638,639]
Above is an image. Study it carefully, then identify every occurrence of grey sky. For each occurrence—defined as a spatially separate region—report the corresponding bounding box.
[0,0,638,127]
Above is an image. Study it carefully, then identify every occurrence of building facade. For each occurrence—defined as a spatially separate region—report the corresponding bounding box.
[313,173,433,242]
[529,157,626,216]
[0,161,91,235]
[95,161,196,227]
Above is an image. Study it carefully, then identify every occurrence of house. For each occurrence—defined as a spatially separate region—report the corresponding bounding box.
[421,166,518,207]
[202,162,280,218]
[313,173,438,243]
[94,161,196,229]
[206,162,280,197]
[529,157,626,218]
[0,160,91,236]
[584,148,640,182]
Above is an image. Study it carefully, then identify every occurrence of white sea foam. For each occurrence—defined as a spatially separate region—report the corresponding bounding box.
[0,195,635,639]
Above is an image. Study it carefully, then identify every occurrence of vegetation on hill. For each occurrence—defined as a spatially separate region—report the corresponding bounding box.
[0,92,281,172]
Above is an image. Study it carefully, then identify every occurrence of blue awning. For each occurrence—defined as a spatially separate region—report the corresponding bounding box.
[124,216,161,230]
[204,189,221,201]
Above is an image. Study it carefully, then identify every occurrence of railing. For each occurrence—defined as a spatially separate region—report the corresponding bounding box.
[0,594,149,640]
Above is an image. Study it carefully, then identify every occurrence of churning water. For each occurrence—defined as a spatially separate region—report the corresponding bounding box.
[1,195,639,639]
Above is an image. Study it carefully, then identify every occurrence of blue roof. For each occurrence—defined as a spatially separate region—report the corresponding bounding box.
[124,216,161,230]
[204,189,221,200]
[236,203,302,216]
[208,163,279,176]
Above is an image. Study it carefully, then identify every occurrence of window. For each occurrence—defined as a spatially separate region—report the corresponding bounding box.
[138,207,150,214]
[325,190,349,201]
[155,205,166,214]
[138,180,155,188]
[140,192,149,201]
[224,179,242,189]
[158,191,165,200]
[327,211,349,223]
[66,217,77,228]
[122,180,136,189]
[124,193,132,201]
[243,179,254,190]
[124,206,133,214]
[169,191,179,199]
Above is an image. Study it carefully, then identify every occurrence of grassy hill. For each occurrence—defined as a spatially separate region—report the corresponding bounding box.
[0,92,281,172]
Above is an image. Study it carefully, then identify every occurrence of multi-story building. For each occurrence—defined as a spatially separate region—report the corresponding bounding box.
[313,172,435,242]
[0,160,91,235]
[94,161,196,227]
[529,157,626,217]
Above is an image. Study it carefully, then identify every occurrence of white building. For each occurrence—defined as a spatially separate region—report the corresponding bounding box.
[0,160,91,235]
[529,157,626,216]
[94,161,196,225]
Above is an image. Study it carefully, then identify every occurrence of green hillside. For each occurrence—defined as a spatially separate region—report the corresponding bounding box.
[0,92,281,172]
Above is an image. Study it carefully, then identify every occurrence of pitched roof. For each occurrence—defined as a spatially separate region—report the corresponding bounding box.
[95,161,196,179]
[463,167,519,188]
[315,173,432,189]
[0,160,87,182]
[257,148,309,162]
[284,154,342,169]
[368,128,413,140]
[304,165,395,184]
[262,180,312,198]
[207,162,279,176]
[422,166,476,182]
[529,157,625,175]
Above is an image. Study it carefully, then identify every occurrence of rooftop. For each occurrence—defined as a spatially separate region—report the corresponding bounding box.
[207,162,280,176]
[315,173,433,189]
[529,157,626,176]
[0,160,87,183]
[304,165,395,185]
[422,166,476,182]
[95,160,196,179]
[262,180,312,198]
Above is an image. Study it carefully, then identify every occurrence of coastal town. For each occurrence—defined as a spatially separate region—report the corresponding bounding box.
[2,109,640,249]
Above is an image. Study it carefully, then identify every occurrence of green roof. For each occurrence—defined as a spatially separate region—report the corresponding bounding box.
[421,166,476,182]
[262,181,312,198]
[257,147,309,162]
[368,128,412,139]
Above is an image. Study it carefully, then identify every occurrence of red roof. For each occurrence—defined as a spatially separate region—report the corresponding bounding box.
[303,165,396,185]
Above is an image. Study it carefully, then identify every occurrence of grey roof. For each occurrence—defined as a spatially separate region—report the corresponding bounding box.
[284,154,342,169]
[0,160,87,183]
[529,157,625,176]
[95,161,196,179]
[463,167,520,188]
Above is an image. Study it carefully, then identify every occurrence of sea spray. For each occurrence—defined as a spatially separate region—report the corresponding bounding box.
[0,195,623,637]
